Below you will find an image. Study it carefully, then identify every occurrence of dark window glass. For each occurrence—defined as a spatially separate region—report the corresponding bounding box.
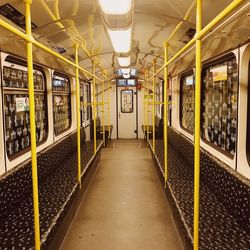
[80,81,90,125]
[121,89,133,113]
[202,55,238,156]
[246,60,250,164]
[3,65,47,159]
[52,74,71,135]
[180,73,195,133]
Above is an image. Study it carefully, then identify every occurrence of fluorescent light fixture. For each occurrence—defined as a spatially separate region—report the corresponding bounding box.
[98,0,132,15]
[108,28,131,53]
[121,68,130,74]
[123,74,130,79]
[117,56,130,67]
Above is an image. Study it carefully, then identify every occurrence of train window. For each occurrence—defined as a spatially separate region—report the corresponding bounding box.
[246,60,250,164]
[202,54,238,156]
[80,81,91,126]
[2,65,48,159]
[180,73,195,133]
[85,83,91,120]
[52,74,71,135]
[156,80,163,117]
[121,89,133,113]
[80,82,84,126]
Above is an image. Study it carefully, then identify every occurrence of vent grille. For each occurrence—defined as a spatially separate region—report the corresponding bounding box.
[0,4,37,30]
[47,30,71,43]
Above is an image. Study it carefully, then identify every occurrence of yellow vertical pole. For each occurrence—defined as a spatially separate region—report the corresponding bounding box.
[24,0,40,249]
[146,71,149,144]
[143,72,146,137]
[108,78,111,138]
[194,0,202,249]
[75,44,81,187]
[152,60,156,154]
[93,62,97,154]
[102,78,105,144]
[163,42,168,187]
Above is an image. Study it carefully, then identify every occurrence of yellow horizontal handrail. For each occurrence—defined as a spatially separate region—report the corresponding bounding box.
[148,0,244,81]
[81,102,108,106]
[0,18,103,81]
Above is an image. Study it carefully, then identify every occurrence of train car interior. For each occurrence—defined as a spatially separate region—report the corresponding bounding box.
[0,0,249,249]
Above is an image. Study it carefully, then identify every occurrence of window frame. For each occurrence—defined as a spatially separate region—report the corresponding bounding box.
[120,89,134,113]
[179,70,195,134]
[2,56,48,160]
[246,59,250,164]
[201,53,238,159]
[52,72,72,136]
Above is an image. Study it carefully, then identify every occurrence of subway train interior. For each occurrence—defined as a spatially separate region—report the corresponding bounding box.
[0,0,249,249]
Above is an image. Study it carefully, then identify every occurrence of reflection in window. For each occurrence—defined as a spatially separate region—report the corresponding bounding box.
[53,74,71,135]
[202,55,238,156]
[180,73,195,133]
[121,90,133,113]
[3,65,47,158]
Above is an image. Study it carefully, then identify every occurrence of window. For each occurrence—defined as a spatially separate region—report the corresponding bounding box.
[2,61,48,159]
[180,73,195,133]
[246,60,250,163]
[121,89,133,113]
[117,79,137,86]
[202,54,238,156]
[80,81,91,126]
[52,73,71,135]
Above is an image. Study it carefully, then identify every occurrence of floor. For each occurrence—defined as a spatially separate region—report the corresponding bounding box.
[60,140,183,250]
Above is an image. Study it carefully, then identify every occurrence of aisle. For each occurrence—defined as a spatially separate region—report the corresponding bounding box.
[60,140,183,250]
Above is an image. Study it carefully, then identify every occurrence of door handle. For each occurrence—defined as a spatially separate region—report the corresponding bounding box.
[118,112,121,118]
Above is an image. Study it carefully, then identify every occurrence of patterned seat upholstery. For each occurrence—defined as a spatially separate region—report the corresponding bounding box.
[154,127,250,250]
[0,128,95,249]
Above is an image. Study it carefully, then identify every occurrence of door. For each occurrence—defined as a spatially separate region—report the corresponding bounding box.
[117,87,137,138]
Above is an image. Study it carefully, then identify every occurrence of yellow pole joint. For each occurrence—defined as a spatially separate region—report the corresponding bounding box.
[194,0,202,249]
[24,0,41,249]
[75,44,81,188]
[152,60,156,154]
[163,42,168,187]
[23,0,32,4]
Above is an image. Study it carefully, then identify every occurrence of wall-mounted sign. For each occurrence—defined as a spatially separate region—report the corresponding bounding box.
[16,97,29,112]
[211,65,227,82]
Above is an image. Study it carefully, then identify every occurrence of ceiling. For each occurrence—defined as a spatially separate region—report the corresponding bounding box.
[0,0,249,81]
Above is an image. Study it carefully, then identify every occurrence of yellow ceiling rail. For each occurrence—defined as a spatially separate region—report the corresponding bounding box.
[165,1,196,44]
[38,0,106,73]
[148,0,245,81]
[0,16,104,80]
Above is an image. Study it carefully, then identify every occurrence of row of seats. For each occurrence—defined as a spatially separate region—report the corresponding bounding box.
[90,117,113,147]
[151,127,250,250]
[0,128,98,249]
[141,115,163,139]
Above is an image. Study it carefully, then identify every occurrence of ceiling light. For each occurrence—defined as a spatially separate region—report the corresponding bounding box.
[121,68,130,74]
[123,74,130,79]
[98,0,132,15]
[107,28,131,53]
[117,56,130,67]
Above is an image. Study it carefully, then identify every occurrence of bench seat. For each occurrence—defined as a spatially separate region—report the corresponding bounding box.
[0,129,98,249]
[152,128,250,250]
